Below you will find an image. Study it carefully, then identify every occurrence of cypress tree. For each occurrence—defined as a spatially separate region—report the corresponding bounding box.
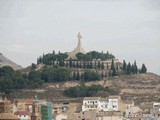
[141,64,147,73]
[83,61,86,69]
[79,62,82,68]
[111,59,117,76]
[127,62,132,75]
[73,71,76,80]
[69,59,72,68]
[111,59,115,70]
[76,71,80,80]
[94,61,97,69]
[134,61,138,74]
[98,61,101,69]
[101,62,104,70]
[112,67,117,76]
[122,60,127,74]
[90,61,93,69]
[76,61,79,68]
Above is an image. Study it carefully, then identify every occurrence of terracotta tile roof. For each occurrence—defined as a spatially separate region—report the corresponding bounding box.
[0,113,20,120]
[14,111,28,115]
[25,98,33,105]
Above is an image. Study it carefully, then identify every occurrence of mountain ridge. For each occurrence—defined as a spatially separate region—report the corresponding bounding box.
[0,53,23,70]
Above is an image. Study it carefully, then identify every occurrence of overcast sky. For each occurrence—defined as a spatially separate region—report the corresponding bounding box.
[0,0,160,75]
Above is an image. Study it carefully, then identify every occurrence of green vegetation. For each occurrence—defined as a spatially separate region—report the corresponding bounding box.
[41,67,70,82]
[82,70,100,81]
[37,50,115,65]
[63,85,118,97]
[76,51,115,61]
[0,66,27,94]
[0,50,148,95]
[121,60,146,75]
[140,64,147,73]
[0,65,101,94]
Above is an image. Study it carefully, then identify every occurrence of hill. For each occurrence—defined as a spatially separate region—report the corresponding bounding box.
[0,53,22,70]
[7,72,160,104]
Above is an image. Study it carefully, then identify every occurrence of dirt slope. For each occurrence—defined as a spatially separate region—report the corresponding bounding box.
[8,73,160,104]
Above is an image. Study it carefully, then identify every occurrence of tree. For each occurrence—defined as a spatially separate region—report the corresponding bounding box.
[76,53,86,61]
[28,70,44,88]
[0,77,13,94]
[41,67,70,82]
[127,62,132,75]
[83,61,86,69]
[110,59,117,76]
[69,59,72,68]
[111,59,115,70]
[97,61,101,69]
[112,67,117,76]
[76,71,80,80]
[73,71,76,80]
[76,61,79,68]
[122,60,127,74]
[101,62,104,70]
[59,59,64,67]
[0,66,14,77]
[82,70,100,81]
[141,64,147,73]
[90,61,93,69]
[31,63,37,70]
[130,61,138,74]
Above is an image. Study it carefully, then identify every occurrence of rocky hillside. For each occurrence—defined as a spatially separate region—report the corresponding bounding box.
[0,53,22,70]
[8,72,160,104]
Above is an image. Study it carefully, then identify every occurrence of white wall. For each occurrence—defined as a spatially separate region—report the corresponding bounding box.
[56,114,67,120]
[107,99,119,111]
[17,115,29,120]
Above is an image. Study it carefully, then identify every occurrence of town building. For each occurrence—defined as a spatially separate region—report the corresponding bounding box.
[25,98,33,114]
[99,98,108,112]
[82,97,100,111]
[0,96,20,120]
[31,98,42,120]
[41,102,52,120]
[151,102,160,116]
[14,111,29,120]
[107,96,121,111]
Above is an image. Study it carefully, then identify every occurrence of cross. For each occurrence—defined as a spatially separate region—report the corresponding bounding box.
[77,32,82,39]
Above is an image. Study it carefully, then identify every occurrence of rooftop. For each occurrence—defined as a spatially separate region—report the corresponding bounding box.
[99,98,108,101]
[25,98,33,105]
[83,97,100,101]
[0,113,20,120]
[123,100,134,104]
[108,96,121,100]
[14,111,28,115]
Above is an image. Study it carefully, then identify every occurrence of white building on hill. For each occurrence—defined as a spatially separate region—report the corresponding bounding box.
[82,96,121,112]
[107,96,121,111]
[82,97,100,111]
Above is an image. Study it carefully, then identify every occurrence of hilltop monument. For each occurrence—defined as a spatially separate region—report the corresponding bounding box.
[67,32,86,59]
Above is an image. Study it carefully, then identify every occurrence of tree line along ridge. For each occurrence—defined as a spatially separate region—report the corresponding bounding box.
[0,50,147,94]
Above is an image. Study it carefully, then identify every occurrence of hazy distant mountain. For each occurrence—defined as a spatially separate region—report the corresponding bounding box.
[0,53,23,70]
